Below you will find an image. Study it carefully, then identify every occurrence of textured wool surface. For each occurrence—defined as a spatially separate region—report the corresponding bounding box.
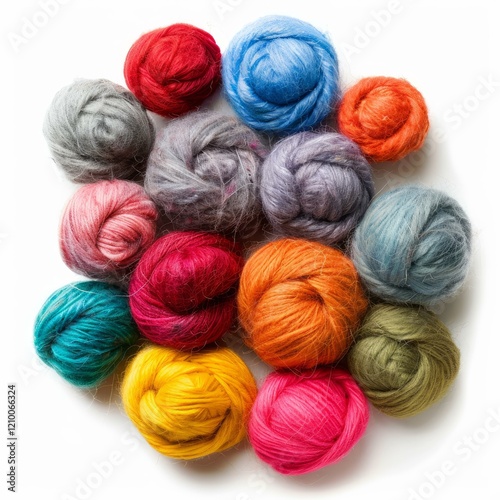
[351,185,472,306]
[43,79,155,183]
[223,16,339,135]
[121,344,257,460]
[124,24,221,117]
[261,132,374,244]
[347,304,460,418]
[248,369,369,475]
[129,231,243,350]
[34,281,139,388]
[145,111,266,236]
[60,180,158,284]
[338,77,429,162]
[237,239,368,369]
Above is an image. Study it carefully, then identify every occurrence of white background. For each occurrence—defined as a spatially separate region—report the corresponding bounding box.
[1,0,500,499]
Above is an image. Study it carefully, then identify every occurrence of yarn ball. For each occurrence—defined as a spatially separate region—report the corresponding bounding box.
[351,185,472,306]
[34,281,139,388]
[121,345,257,460]
[129,231,243,350]
[238,239,368,369]
[145,111,266,236]
[337,76,429,162]
[43,79,155,183]
[222,15,339,135]
[248,369,369,475]
[261,132,374,244]
[347,304,460,418]
[60,180,158,283]
[124,24,221,117]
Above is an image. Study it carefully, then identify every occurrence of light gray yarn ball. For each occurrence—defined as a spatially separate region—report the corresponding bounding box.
[260,132,375,245]
[145,111,266,236]
[43,79,155,183]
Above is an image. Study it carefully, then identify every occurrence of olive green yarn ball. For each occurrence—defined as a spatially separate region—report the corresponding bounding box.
[347,304,460,418]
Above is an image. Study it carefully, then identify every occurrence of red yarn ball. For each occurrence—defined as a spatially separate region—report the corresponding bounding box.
[129,231,243,350]
[124,24,222,117]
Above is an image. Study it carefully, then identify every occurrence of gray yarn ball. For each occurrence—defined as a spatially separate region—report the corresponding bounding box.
[260,132,375,245]
[145,110,266,236]
[43,79,155,183]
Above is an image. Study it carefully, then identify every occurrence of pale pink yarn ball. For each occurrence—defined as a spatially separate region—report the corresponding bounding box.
[60,180,158,283]
[248,369,369,475]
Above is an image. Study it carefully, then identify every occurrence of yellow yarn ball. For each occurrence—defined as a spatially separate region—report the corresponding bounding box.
[121,345,257,460]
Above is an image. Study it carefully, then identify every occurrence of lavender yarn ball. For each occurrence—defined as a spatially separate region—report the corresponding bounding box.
[145,111,266,236]
[43,79,155,183]
[260,132,375,244]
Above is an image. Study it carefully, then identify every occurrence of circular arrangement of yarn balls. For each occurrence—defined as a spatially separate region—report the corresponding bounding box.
[124,24,221,117]
[60,180,158,283]
[43,79,155,183]
[121,344,257,460]
[34,281,139,388]
[351,185,472,306]
[337,76,429,162]
[222,15,339,135]
[145,111,266,236]
[248,368,369,475]
[238,238,368,369]
[261,132,374,244]
[347,304,460,418]
[129,231,244,350]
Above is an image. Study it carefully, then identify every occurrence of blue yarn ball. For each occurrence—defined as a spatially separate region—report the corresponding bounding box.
[34,281,139,388]
[351,185,472,306]
[222,16,339,135]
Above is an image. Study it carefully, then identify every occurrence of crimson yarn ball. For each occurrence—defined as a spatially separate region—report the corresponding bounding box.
[124,24,222,117]
[129,231,243,350]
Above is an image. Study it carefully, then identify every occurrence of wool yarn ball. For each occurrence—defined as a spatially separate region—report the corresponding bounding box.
[43,79,155,183]
[248,368,369,475]
[337,76,429,162]
[34,281,139,388]
[124,24,221,117]
[223,15,339,135]
[261,132,374,244]
[129,231,244,350]
[347,304,460,418]
[121,345,257,460]
[351,185,472,306]
[238,239,368,369]
[145,111,266,236]
[60,180,158,284]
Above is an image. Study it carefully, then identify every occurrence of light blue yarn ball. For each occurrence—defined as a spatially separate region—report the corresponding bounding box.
[34,281,139,388]
[351,185,472,306]
[222,16,339,135]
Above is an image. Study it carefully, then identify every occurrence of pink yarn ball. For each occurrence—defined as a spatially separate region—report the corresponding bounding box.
[60,180,158,283]
[248,368,369,475]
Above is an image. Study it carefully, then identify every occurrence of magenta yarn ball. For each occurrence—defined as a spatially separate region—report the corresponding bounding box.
[248,368,369,475]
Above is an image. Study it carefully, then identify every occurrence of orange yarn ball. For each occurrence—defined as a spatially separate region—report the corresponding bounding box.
[237,239,368,369]
[337,76,429,162]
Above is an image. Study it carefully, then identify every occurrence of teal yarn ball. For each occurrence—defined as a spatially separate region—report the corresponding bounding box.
[351,185,472,306]
[34,281,139,388]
